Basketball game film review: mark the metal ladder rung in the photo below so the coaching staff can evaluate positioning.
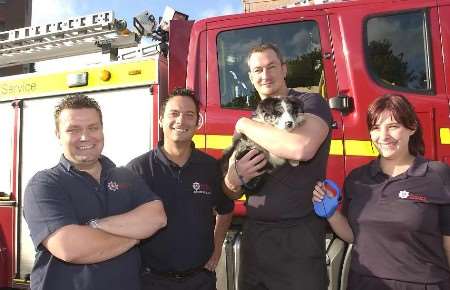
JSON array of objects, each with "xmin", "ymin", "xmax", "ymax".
[
  {"xmin": 0, "ymin": 11, "xmax": 114, "ymax": 44},
  {"xmin": 0, "ymin": 32, "xmax": 119, "ymax": 55},
  {"xmin": 0, "ymin": 10, "xmax": 139, "ymax": 67}
]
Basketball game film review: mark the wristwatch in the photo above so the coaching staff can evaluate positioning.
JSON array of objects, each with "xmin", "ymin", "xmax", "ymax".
[{"xmin": 87, "ymin": 218, "xmax": 100, "ymax": 229}]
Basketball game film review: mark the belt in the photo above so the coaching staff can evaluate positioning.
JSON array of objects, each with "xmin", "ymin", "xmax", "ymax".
[
  {"xmin": 143, "ymin": 266, "xmax": 206, "ymax": 280},
  {"xmin": 249, "ymin": 214, "xmax": 317, "ymax": 227}
]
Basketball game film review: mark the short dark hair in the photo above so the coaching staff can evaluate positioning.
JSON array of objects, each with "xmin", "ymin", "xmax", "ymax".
[
  {"xmin": 247, "ymin": 43, "xmax": 285, "ymax": 67},
  {"xmin": 54, "ymin": 94, "xmax": 102, "ymax": 131},
  {"xmin": 367, "ymin": 94, "xmax": 424, "ymax": 156},
  {"xmin": 160, "ymin": 88, "xmax": 200, "ymax": 124}
]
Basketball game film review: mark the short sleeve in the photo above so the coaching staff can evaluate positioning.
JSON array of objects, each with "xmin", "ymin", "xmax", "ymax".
[
  {"xmin": 429, "ymin": 161, "xmax": 450, "ymax": 234},
  {"xmin": 213, "ymin": 162, "xmax": 234, "ymax": 215},
  {"xmin": 23, "ymin": 171, "xmax": 78, "ymax": 250},
  {"xmin": 295, "ymin": 92, "xmax": 332, "ymax": 127}
]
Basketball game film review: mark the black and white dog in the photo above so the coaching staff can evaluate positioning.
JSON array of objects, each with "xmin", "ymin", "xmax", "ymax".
[{"xmin": 222, "ymin": 96, "xmax": 305, "ymax": 193}]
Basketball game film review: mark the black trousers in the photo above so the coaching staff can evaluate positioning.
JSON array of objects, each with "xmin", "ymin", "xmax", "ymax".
[
  {"xmin": 141, "ymin": 269, "xmax": 216, "ymax": 290},
  {"xmin": 239, "ymin": 214, "xmax": 329, "ymax": 290}
]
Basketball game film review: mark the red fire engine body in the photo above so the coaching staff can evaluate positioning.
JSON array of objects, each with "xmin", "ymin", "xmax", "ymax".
[{"xmin": 0, "ymin": 0, "xmax": 450, "ymax": 289}]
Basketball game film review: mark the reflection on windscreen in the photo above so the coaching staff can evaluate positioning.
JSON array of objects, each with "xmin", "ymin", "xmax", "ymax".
[
  {"xmin": 366, "ymin": 11, "xmax": 432, "ymax": 92},
  {"xmin": 217, "ymin": 21, "xmax": 324, "ymax": 109}
]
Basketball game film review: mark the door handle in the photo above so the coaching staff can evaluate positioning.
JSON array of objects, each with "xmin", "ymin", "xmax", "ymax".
[{"xmin": 328, "ymin": 95, "xmax": 354, "ymax": 115}]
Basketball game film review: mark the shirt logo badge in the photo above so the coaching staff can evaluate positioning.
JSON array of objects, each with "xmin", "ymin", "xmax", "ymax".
[
  {"xmin": 398, "ymin": 190, "xmax": 428, "ymax": 202},
  {"xmin": 108, "ymin": 181, "xmax": 120, "ymax": 192},
  {"xmin": 192, "ymin": 182, "xmax": 212, "ymax": 195},
  {"xmin": 398, "ymin": 190, "xmax": 410, "ymax": 199}
]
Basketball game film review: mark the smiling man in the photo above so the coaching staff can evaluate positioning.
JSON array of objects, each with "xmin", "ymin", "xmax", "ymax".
[
  {"xmin": 23, "ymin": 94, "xmax": 167, "ymax": 290},
  {"xmin": 127, "ymin": 88, "xmax": 234, "ymax": 290},
  {"xmin": 223, "ymin": 43, "xmax": 332, "ymax": 290}
]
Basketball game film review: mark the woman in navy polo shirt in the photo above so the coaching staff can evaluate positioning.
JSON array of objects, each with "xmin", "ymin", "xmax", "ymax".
[{"xmin": 314, "ymin": 94, "xmax": 450, "ymax": 289}]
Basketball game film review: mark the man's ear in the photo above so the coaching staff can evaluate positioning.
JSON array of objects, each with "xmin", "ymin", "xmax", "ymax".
[
  {"xmin": 197, "ymin": 112, "xmax": 204, "ymax": 130},
  {"xmin": 158, "ymin": 116, "xmax": 163, "ymax": 128}
]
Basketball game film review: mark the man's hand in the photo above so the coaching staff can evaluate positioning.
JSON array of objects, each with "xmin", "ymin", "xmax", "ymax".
[
  {"xmin": 233, "ymin": 149, "xmax": 267, "ymax": 184},
  {"xmin": 205, "ymin": 212, "xmax": 233, "ymax": 271},
  {"xmin": 204, "ymin": 247, "xmax": 221, "ymax": 271},
  {"xmin": 224, "ymin": 149, "xmax": 266, "ymax": 198}
]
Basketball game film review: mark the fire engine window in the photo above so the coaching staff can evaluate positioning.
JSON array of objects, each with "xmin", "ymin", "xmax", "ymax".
[
  {"xmin": 217, "ymin": 21, "xmax": 323, "ymax": 109},
  {"xmin": 365, "ymin": 10, "xmax": 432, "ymax": 92}
]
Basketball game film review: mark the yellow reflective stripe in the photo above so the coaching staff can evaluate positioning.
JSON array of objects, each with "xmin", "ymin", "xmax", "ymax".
[
  {"xmin": 344, "ymin": 140, "xmax": 378, "ymax": 157},
  {"xmin": 330, "ymin": 139, "xmax": 343, "ymax": 155},
  {"xmin": 0, "ymin": 58, "xmax": 157, "ymax": 101},
  {"xmin": 193, "ymin": 135, "xmax": 206, "ymax": 148},
  {"xmin": 194, "ymin": 134, "xmax": 232, "ymax": 149},
  {"xmin": 194, "ymin": 134, "xmax": 379, "ymax": 157},
  {"xmin": 440, "ymin": 128, "xmax": 450, "ymax": 144},
  {"xmin": 207, "ymin": 135, "xmax": 233, "ymax": 149}
]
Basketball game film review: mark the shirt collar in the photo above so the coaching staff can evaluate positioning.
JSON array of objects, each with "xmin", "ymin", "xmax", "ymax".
[
  {"xmin": 368, "ymin": 155, "xmax": 428, "ymax": 177},
  {"xmin": 369, "ymin": 157, "xmax": 383, "ymax": 177},
  {"xmin": 155, "ymin": 141, "xmax": 202, "ymax": 168},
  {"xmin": 405, "ymin": 155, "xmax": 428, "ymax": 177},
  {"xmin": 59, "ymin": 154, "xmax": 115, "ymax": 171}
]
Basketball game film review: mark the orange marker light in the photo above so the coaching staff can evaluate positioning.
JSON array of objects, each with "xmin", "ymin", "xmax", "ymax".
[{"xmin": 100, "ymin": 69, "xmax": 111, "ymax": 81}]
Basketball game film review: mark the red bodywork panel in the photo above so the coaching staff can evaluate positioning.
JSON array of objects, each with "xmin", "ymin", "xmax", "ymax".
[
  {"xmin": 168, "ymin": 20, "xmax": 194, "ymax": 93},
  {"xmin": 0, "ymin": 205, "xmax": 15, "ymax": 288},
  {"xmin": 3, "ymin": 0, "xmax": 450, "ymax": 285},
  {"xmin": 184, "ymin": 0, "xmax": 450, "ymax": 216}
]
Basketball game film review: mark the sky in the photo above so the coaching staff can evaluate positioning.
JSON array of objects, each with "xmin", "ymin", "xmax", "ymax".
[
  {"xmin": 32, "ymin": 0, "xmax": 243, "ymax": 26},
  {"xmin": 30, "ymin": 0, "xmax": 243, "ymax": 71}
]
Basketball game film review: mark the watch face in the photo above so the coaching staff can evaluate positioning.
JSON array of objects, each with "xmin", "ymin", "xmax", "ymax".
[{"xmin": 89, "ymin": 219, "xmax": 99, "ymax": 229}]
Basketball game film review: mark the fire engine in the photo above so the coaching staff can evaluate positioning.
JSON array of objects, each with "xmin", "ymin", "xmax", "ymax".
[{"xmin": 1, "ymin": 0, "xmax": 449, "ymax": 289}]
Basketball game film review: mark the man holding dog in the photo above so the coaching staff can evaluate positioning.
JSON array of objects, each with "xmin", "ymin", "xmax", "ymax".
[{"xmin": 223, "ymin": 43, "xmax": 332, "ymax": 290}]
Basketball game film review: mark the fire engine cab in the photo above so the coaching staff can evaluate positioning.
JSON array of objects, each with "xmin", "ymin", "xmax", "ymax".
[{"xmin": 1, "ymin": 0, "xmax": 450, "ymax": 289}]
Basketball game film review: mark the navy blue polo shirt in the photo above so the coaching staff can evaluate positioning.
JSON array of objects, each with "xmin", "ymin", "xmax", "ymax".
[
  {"xmin": 127, "ymin": 142, "xmax": 234, "ymax": 272},
  {"xmin": 23, "ymin": 155, "xmax": 159, "ymax": 290},
  {"xmin": 343, "ymin": 156, "xmax": 450, "ymax": 284}
]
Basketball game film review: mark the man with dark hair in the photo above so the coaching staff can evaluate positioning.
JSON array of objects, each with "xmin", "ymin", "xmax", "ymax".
[
  {"xmin": 127, "ymin": 88, "xmax": 234, "ymax": 290},
  {"xmin": 24, "ymin": 94, "xmax": 167, "ymax": 290},
  {"xmin": 223, "ymin": 43, "xmax": 332, "ymax": 290}
]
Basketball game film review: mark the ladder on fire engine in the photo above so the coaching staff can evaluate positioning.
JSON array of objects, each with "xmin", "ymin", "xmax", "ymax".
[{"xmin": 0, "ymin": 11, "xmax": 140, "ymax": 68}]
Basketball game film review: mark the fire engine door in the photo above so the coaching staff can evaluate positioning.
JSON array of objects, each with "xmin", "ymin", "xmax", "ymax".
[
  {"xmin": 328, "ymin": 0, "xmax": 450, "ymax": 172},
  {"xmin": 204, "ymin": 11, "xmax": 344, "ymax": 186}
]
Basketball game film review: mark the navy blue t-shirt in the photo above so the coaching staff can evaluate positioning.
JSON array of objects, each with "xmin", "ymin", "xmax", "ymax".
[
  {"xmin": 23, "ymin": 155, "xmax": 159, "ymax": 290},
  {"xmin": 127, "ymin": 143, "xmax": 234, "ymax": 272},
  {"xmin": 246, "ymin": 90, "xmax": 332, "ymax": 221}
]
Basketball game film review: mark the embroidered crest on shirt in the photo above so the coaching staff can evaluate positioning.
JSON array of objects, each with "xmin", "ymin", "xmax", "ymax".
[
  {"xmin": 108, "ymin": 181, "xmax": 119, "ymax": 192},
  {"xmin": 398, "ymin": 190, "xmax": 428, "ymax": 202},
  {"xmin": 192, "ymin": 182, "xmax": 212, "ymax": 195},
  {"xmin": 398, "ymin": 190, "xmax": 410, "ymax": 199}
]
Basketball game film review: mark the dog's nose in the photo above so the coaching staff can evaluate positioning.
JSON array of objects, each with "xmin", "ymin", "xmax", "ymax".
[{"xmin": 285, "ymin": 121, "xmax": 293, "ymax": 128}]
